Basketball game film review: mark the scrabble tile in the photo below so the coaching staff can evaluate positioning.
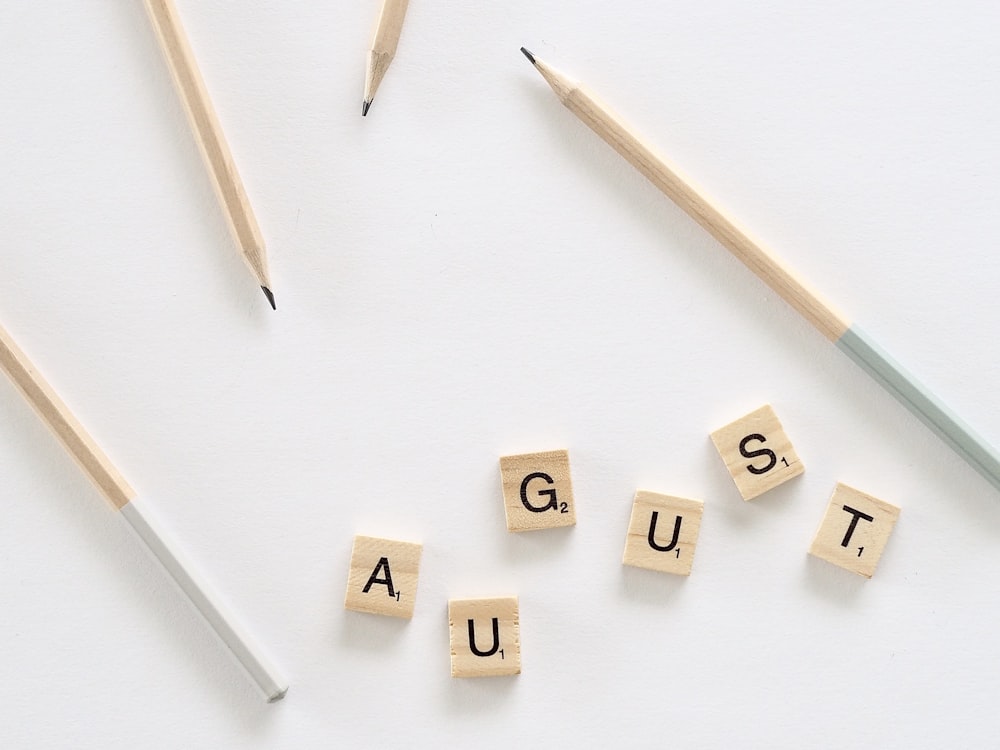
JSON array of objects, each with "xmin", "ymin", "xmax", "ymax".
[
  {"xmin": 344, "ymin": 535, "xmax": 423, "ymax": 619},
  {"xmin": 449, "ymin": 597, "xmax": 521, "ymax": 677},
  {"xmin": 809, "ymin": 483, "xmax": 900, "ymax": 578},
  {"xmin": 499, "ymin": 450, "xmax": 576, "ymax": 532},
  {"xmin": 622, "ymin": 491, "xmax": 704, "ymax": 576},
  {"xmin": 710, "ymin": 404, "xmax": 804, "ymax": 500}
]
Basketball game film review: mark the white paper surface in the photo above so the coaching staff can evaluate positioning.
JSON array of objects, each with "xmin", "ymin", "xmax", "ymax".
[{"xmin": 3, "ymin": 1, "xmax": 1000, "ymax": 746}]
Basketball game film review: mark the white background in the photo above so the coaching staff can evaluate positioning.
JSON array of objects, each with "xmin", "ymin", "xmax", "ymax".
[{"xmin": 2, "ymin": 1, "xmax": 1000, "ymax": 747}]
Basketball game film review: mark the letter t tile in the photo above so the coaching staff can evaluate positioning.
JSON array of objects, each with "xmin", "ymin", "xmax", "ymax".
[{"xmin": 809, "ymin": 483, "xmax": 901, "ymax": 578}]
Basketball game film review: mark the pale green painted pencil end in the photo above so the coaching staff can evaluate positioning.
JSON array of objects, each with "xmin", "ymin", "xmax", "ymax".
[{"xmin": 837, "ymin": 325, "xmax": 1000, "ymax": 492}]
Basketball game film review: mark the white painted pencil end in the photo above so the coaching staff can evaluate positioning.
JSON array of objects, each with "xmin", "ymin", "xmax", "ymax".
[{"xmin": 120, "ymin": 497, "xmax": 288, "ymax": 703}]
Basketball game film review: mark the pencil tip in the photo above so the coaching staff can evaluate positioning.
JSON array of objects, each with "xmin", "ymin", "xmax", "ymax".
[
  {"xmin": 520, "ymin": 47, "xmax": 536, "ymax": 65},
  {"xmin": 261, "ymin": 286, "xmax": 276, "ymax": 310},
  {"xmin": 362, "ymin": 99, "xmax": 371, "ymax": 116}
]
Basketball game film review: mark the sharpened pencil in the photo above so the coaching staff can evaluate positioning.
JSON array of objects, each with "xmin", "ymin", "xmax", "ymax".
[
  {"xmin": 522, "ymin": 47, "xmax": 1000, "ymax": 493},
  {"xmin": 363, "ymin": 0, "xmax": 410, "ymax": 116},
  {"xmin": 0, "ymin": 321, "xmax": 288, "ymax": 701},
  {"xmin": 144, "ymin": 0, "xmax": 275, "ymax": 309}
]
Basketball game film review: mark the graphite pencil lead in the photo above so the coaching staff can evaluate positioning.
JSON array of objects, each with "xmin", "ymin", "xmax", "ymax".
[
  {"xmin": 364, "ymin": 0, "xmax": 409, "ymax": 115},
  {"xmin": 145, "ymin": 0, "xmax": 273, "ymax": 307},
  {"xmin": 520, "ymin": 47, "xmax": 537, "ymax": 65},
  {"xmin": 261, "ymin": 286, "xmax": 276, "ymax": 310}
]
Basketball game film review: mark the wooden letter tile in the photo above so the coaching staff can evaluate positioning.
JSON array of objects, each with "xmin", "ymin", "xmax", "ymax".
[
  {"xmin": 710, "ymin": 404, "xmax": 804, "ymax": 500},
  {"xmin": 809, "ymin": 483, "xmax": 900, "ymax": 578},
  {"xmin": 344, "ymin": 535, "xmax": 423, "ymax": 619},
  {"xmin": 622, "ymin": 491, "xmax": 704, "ymax": 576},
  {"xmin": 499, "ymin": 450, "xmax": 576, "ymax": 531},
  {"xmin": 449, "ymin": 597, "xmax": 521, "ymax": 677}
]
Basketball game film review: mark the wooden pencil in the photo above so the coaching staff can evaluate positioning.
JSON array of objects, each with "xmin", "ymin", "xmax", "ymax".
[
  {"xmin": 144, "ymin": 0, "xmax": 275, "ymax": 309},
  {"xmin": 0, "ymin": 321, "xmax": 287, "ymax": 701},
  {"xmin": 363, "ymin": 0, "xmax": 410, "ymax": 116},
  {"xmin": 521, "ymin": 47, "xmax": 1000, "ymax": 493}
]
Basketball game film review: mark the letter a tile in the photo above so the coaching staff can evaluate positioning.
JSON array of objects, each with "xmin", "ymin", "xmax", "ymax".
[
  {"xmin": 344, "ymin": 535, "xmax": 423, "ymax": 618},
  {"xmin": 622, "ymin": 491, "xmax": 704, "ymax": 576},
  {"xmin": 499, "ymin": 450, "xmax": 576, "ymax": 531},
  {"xmin": 710, "ymin": 404, "xmax": 804, "ymax": 500},
  {"xmin": 809, "ymin": 483, "xmax": 900, "ymax": 578},
  {"xmin": 448, "ymin": 597, "xmax": 521, "ymax": 677}
]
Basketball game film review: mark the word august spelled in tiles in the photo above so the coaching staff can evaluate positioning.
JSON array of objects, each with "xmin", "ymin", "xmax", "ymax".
[{"xmin": 341, "ymin": 405, "xmax": 902, "ymax": 677}]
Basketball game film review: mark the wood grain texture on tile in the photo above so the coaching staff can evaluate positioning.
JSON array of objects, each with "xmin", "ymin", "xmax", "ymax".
[
  {"xmin": 809, "ymin": 484, "xmax": 900, "ymax": 578},
  {"xmin": 449, "ymin": 597, "xmax": 520, "ymax": 677},
  {"xmin": 623, "ymin": 491, "xmax": 704, "ymax": 576},
  {"xmin": 345, "ymin": 535, "xmax": 423, "ymax": 618},
  {"xmin": 499, "ymin": 450, "xmax": 576, "ymax": 531},
  {"xmin": 711, "ymin": 404, "xmax": 804, "ymax": 500}
]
